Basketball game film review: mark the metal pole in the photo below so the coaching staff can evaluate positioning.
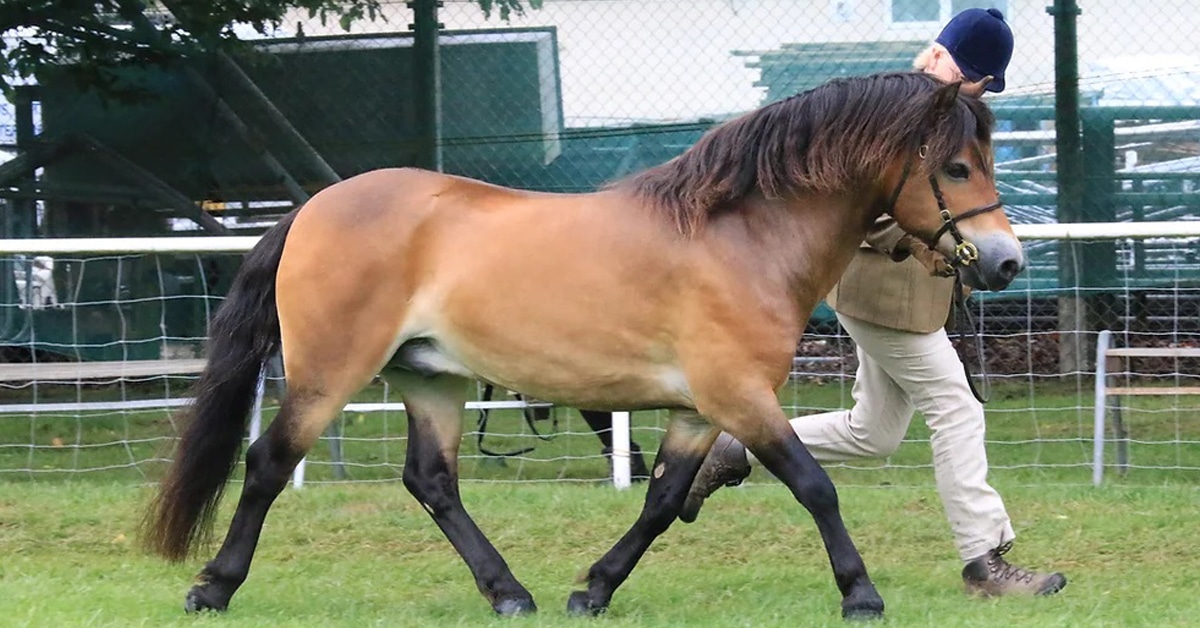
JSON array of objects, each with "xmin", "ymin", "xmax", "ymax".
[
  {"xmin": 410, "ymin": 0, "xmax": 443, "ymax": 172},
  {"xmin": 13, "ymin": 87, "xmax": 36, "ymax": 238},
  {"xmin": 1050, "ymin": 0, "xmax": 1083, "ymax": 222},
  {"xmin": 1048, "ymin": 0, "xmax": 1085, "ymax": 376},
  {"xmin": 1080, "ymin": 111, "xmax": 1119, "ymax": 343},
  {"xmin": 1093, "ymin": 329, "xmax": 1110, "ymax": 486}
]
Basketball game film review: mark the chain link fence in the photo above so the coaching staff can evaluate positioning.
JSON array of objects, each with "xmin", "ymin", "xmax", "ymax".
[{"xmin": 2, "ymin": 1, "xmax": 1200, "ymax": 484}]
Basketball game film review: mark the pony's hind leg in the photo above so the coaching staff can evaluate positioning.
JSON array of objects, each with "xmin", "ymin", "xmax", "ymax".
[
  {"xmin": 184, "ymin": 391, "xmax": 348, "ymax": 612},
  {"xmin": 390, "ymin": 370, "xmax": 537, "ymax": 616},
  {"xmin": 568, "ymin": 409, "xmax": 715, "ymax": 615}
]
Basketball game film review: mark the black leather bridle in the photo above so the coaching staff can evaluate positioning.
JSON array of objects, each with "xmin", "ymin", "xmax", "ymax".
[{"xmin": 884, "ymin": 144, "xmax": 1003, "ymax": 277}]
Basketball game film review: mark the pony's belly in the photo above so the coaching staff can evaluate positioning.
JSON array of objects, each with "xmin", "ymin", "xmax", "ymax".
[
  {"xmin": 391, "ymin": 337, "xmax": 693, "ymax": 410},
  {"xmin": 504, "ymin": 370, "xmax": 694, "ymax": 412}
]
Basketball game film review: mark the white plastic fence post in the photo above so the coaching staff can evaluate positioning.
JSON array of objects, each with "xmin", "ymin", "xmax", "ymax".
[
  {"xmin": 611, "ymin": 411, "xmax": 632, "ymax": 490},
  {"xmin": 1093, "ymin": 329, "xmax": 1111, "ymax": 487},
  {"xmin": 249, "ymin": 369, "xmax": 265, "ymax": 442},
  {"xmin": 249, "ymin": 368, "xmax": 305, "ymax": 489},
  {"xmin": 291, "ymin": 368, "xmax": 306, "ymax": 488},
  {"xmin": 293, "ymin": 456, "xmax": 307, "ymax": 489}
]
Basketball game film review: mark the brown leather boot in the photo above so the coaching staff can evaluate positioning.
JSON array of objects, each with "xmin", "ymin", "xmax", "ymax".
[
  {"xmin": 962, "ymin": 542, "xmax": 1068, "ymax": 597},
  {"xmin": 679, "ymin": 432, "xmax": 751, "ymax": 523}
]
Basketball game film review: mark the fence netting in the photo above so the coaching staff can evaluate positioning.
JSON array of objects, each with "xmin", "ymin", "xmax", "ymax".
[{"xmin": 2, "ymin": 1, "xmax": 1199, "ymax": 485}]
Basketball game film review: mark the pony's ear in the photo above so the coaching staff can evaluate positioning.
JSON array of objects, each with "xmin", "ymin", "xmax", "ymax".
[
  {"xmin": 928, "ymin": 80, "xmax": 962, "ymax": 119},
  {"xmin": 961, "ymin": 75, "xmax": 993, "ymax": 99}
]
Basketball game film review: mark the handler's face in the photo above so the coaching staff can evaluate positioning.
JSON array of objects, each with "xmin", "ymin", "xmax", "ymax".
[{"xmin": 926, "ymin": 48, "xmax": 967, "ymax": 85}]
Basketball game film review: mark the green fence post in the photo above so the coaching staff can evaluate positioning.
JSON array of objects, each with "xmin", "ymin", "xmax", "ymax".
[
  {"xmin": 1080, "ymin": 110, "xmax": 1119, "ymax": 336},
  {"xmin": 12, "ymin": 87, "xmax": 37, "ymax": 239},
  {"xmin": 1049, "ymin": 0, "xmax": 1086, "ymax": 375},
  {"xmin": 410, "ymin": 0, "xmax": 443, "ymax": 172}
]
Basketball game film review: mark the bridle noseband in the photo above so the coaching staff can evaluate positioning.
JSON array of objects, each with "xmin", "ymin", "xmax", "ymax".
[{"xmin": 884, "ymin": 144, "xmax": 1003, "ymax": 277}]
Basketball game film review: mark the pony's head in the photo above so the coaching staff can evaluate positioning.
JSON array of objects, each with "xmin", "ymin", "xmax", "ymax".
[{"xmin": 882, "ymin": 76, "xmax": 1024, "ymax": 291}]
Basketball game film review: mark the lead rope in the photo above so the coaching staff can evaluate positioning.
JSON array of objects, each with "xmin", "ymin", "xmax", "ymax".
[
  {"xmin": 951, "ymin": 275, "xmax": 991, "ymax": 404},
  {"xmin": 475, "ymin": 384, "xmax": 558, "ymax": 458}
]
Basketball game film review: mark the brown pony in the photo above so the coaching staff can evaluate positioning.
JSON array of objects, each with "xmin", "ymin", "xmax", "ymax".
[{"xmin": 142, "ymin": 71, "xmax": 1022, "ymax": 621}]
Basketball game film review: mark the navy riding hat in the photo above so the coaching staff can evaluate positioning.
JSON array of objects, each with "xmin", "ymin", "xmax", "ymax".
[{"xmin": 935, "ymin": 7, "xmax": 1014, "ymax": 93}]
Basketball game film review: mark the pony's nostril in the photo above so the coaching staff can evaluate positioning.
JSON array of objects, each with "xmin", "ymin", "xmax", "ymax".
[{"xmin": 999, "ymin": 258, "xmax": 1022, "ymax": 281}]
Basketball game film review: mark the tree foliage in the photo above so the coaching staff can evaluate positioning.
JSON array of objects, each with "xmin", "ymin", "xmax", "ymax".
[{"xmin": 0, "ymin": 0, "xmax": 543, "ymax": 99}]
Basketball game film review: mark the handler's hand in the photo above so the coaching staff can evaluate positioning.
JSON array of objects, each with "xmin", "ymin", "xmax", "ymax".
[{"xmin": 904, "ymin": 237, "xmax": 954, "ymax": 277}]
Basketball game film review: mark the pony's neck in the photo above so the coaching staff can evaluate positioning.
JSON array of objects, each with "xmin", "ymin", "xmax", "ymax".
[{"xmin": 712, "ymin": 191, "xmax": 882, "ymax": 307}]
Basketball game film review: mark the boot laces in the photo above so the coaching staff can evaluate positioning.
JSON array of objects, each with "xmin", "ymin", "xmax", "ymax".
[{"xmin": 986, "ymin": 542, "xmax": 1036, "ymax": 584}]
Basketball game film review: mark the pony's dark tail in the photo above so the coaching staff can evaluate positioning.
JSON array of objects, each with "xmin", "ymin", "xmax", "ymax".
[{"xmin": 141, "ymin": 210, "xmax": 298, "ymax": 562}]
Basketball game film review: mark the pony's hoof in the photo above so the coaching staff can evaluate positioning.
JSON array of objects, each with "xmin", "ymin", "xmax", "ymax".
[
  {"xmin": 841, "ymin": 586, "xmax": 885, "ymax": 621},
  {"xmin": 842, "ymin": 607, "xmax": 884, "ymax": 621},
  {"xmin": 566, "ymin": 590, "xmax": 607, "ymax": 616},
  {"xmin": 184, "ymin": 585, "xmax": 229, "ymax": 614},
  {"xmin": 494, "ymin": 596, "xmax": 537, "ymax": 616}
]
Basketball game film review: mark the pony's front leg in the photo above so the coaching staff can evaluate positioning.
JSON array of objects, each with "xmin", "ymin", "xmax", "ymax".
[
  {"xmin": 394, "ymin": 371, "xmax": 537, "ymax": 616},
  {"xmin": 731, "ymin": 397, "xmax": 885, "ymax": 620},
  {"xmin": 567, "ymin": 409, "xmax": 715, "ymax": 615}
]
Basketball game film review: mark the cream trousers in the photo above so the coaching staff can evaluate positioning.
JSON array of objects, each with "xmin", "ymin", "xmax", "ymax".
[{"xmin": 747, "ymin": 312, "xmax": 1015, "ymax": 562}]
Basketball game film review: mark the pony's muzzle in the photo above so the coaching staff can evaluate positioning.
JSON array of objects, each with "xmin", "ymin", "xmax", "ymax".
[{"xmin": 955, "ymin": 233, "xmax": 1025, "ymax": 292}]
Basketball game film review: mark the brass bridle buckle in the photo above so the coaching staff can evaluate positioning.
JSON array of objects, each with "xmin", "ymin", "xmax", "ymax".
[
  {"xmin": 953, "ymin": 241, "xmax": 980, "ymax": 266},
  {"xmin": 930, "ymin": 185, "xmax": 1001, "ymax": 275}
]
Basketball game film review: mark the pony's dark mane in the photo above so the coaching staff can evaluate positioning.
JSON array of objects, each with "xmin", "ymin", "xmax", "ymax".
[{"xmin": 613, "ymin": 71, "xmax": 994, "ymax": 236}]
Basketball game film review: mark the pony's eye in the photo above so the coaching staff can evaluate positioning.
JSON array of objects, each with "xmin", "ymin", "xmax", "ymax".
[{"xmin": 944, "ymin": 163, "xmax": 971, "ymax": 180}]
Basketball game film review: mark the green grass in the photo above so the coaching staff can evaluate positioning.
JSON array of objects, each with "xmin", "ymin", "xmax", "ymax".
[
  {"xmin": 1, "ymin": 481, "xmax": 1199, "ymax": 627},
  {"xmin": 2, "ymin": 377, "xmax": 1199, "ymax": 625}
]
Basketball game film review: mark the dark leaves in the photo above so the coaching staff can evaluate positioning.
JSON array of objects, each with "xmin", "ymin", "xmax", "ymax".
[{"xmin": 0, "ymin": 0, "xmax": 543, "ymax": 100}]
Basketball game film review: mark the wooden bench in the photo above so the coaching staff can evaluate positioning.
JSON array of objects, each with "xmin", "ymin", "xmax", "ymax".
[
  {"xmin": 1093, "ymin": 330, "xmax": 1200, "ymax": 485},
  {"xmin": 0, "ymin": 359, "xmax": 207, "ymax": 383}
]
